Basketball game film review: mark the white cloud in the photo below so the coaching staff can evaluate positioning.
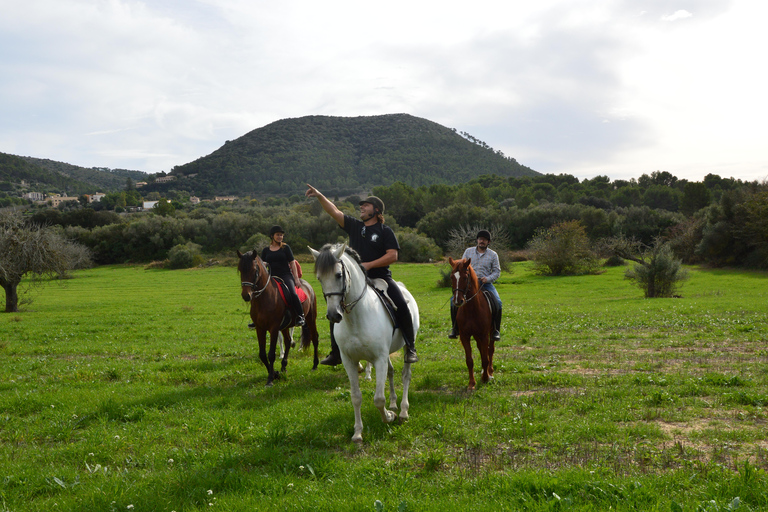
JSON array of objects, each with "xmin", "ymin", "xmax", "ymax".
[
  {"xmin": 0, "ymin": 0, "xmax": 766, "ymax": 182},
  {"xmin": 661, "ymin": 10, "xmax": 694, "ymax": 22}
]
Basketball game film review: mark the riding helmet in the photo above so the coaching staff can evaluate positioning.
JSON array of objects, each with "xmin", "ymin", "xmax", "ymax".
[
  {"xmin": 269, "ymin": 225, "xmax": 285, "ymax": 237},
  {"xmin": 359, "ymin": 196, "xmax": 385, "ymax": 214},
  {"xmin": 477, "ymin": 229, "xmax": 492, "ymax": 242}
]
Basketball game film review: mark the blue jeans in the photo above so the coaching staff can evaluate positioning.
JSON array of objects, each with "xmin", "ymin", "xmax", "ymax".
[{"xmin": 481, "ymin": 282, "xmax": 502, "ymax": 310}]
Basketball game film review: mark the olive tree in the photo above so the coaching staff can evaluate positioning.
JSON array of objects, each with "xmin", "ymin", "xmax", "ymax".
[
  {"xmin": 607, "ymin": 236, "xmax": 688, "ymax": 298},
  {"xmin": 0, "ymin": 211, "xmax": 91, "ymax": 312}
]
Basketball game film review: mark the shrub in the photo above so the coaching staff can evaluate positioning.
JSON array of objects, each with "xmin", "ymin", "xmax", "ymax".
[
  {"xmin": 527, "ymin": 220, "xmax": 600, "ymax": 276},
  {"xmin": 166, "ymin": 243, "xmax": 204, "ymax": 269},
  {"xmin": 609, "ymin": 236, "xmax": 689, "ymax": 298},
  {"xmin": 396, "ymin": 229, "xmax": 442, "ymax": 263}
]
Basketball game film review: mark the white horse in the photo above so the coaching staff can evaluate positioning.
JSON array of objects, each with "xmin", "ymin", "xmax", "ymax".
[{"xmin": 309, "ymin": 243, "xmax": 418, "ymax": 443}]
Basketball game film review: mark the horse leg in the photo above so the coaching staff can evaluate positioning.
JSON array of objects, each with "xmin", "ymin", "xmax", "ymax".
[
  {"xmin": 266, "ymin": 329, "xmax": 280, "ymax": 385},
  {"xmin": 256, "ymin": 329, "xmax": 275, "ymax": 387},
  {"xmin": 373, "ymin": 358, "xmax": 396, "ymax": 424},
  {"xmin": 488, "ymin": 336, "xmax": 496, "ymax": 379},
  {"xmin": 460, "ymin": 333, "xmax": 476, "ymax": 391},
  {"xmin": 365, "ymin": 361, "xmax": 373, "ymax": 381},
  {"xmin": 399, "ymin": 360, "xmax": 411, "ymax": 422},
  {"xmin": 478, "ymin": 333, "xmax": 491, "ymax": 384},
  {"xmin": 386, "ymin": 358, "xmax": 398, "ymax": 410},
  {"xmin": 280, "ymin": 328, "xmax": 292, "ymax": 373},
  {"xmin": 342, "ymin": 356, "xmax": 365, "ymax": 443}
]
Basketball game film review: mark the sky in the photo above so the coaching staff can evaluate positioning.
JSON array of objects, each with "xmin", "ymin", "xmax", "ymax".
[{"xmin": 2, "ymin": 0, "xmax": 766, "ymax": 183}]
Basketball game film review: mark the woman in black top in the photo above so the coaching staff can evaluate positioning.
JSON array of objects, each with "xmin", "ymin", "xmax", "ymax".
[{"xmin": 260, "ymin": 225, "xmax": 305, "ymax": 326}]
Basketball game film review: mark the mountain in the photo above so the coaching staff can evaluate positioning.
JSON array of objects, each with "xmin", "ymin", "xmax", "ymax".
[
  {"xmin": 19, "ymin": 156, "xmax": 148, "ymax": 191},
  {"xmin": 0, "ymin": 152, "xmax": 148, "ymax": 195},
  {"xmin": 156, "ymin": 114, "xmax": 539, "ymax": 197}
]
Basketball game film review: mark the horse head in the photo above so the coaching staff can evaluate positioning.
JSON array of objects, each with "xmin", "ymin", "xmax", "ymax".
[
  {"xmin": 236, "ymin": 249, "xmax": 267, "ymax": 302},
  {"xmin": 448, "ymin": 257, "xmax": 477, "ymax": 307},
  {"xmin": 309, "ymin": 243, "xmax": 357, "ymax": 323}
]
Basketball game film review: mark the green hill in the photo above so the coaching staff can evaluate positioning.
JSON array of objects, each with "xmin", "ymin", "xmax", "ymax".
[
  {"xmin": 0, "ymin": 152, "xmax": 148, "ymax": 195},
  {"xmin": 19, "ymin": 156, "xmax": 147, "ymax": 192},
  {"xmin": 159, "ymin": 114, "xmax": 539, "ymax": 197}
]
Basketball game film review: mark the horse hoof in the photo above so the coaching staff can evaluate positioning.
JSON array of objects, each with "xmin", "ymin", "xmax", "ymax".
[
  {"xmin": 352, "ymin": 434, "xmax": 363, "ymax": 444},
  {"xmin": 266, "ymin": 381, "xmax": 273, "ymax": 388},
  {"xmin": 398, "ymin": 412, "xmax": 409, "ymax": 422}
]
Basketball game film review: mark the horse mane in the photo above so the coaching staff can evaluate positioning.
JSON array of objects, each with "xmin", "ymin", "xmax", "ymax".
[
  {"xmin": 238, "ymin": 250, "xmax": 255, "ymax": 274},
  {"xmin": 316, "ymin": 243, "xmax": 368, "ymax": 280}
]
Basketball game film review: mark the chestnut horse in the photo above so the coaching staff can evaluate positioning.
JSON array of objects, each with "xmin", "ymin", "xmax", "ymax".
[
  {"xmin": 449, "ymin": 257, "xmax": 495, "ymax": 390},
  {"xmin": 237, "ymin": 250, "xmax": 320, "ymax": 386}
]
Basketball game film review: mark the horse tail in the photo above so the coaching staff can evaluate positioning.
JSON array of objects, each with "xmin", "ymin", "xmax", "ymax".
[{"xmin": 300, "ymin": 324, "xmax": 311, "ymax": 350}]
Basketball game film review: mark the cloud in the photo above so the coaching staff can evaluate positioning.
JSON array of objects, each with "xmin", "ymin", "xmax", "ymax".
[{"xmin": 661, "ymin": 10, "xmax": 694, "ymax": 22}]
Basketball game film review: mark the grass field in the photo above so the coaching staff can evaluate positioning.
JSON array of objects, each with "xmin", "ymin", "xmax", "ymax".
[{"xmin": 2, "ymin": 260, "xmax": 768, "ymax": 511}]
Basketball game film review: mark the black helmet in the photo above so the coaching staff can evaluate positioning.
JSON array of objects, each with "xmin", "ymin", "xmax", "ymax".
[
  {"xmin": 477, "ymin": 230, "xmax": 491, "ymax": 242},
  {"xmin": 359, "ymin": 196, "xmax": 385, "ymax": 214},
  {"xmin": 269, "ymin": 225, "xmax": 285, "ymax": 237}
]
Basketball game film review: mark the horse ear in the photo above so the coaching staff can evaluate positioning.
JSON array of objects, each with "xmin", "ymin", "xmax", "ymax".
[
  {"xmin": 332, "ymin": 244, "xmax": 346, "ymax": 259},
  {"xmin": 237, "ymin": 250, "xmax": 243, "ymax": 258},
  {"xmin": 308, "ymin": 246, "xmax": 320, "ymax": 261},
  {"xmin": 465, "ymin": 257, "xmax": 472, "ymax": 266},
  {"xmin": 448, "ymin": 257, "xmax": 455, "ymax": 265}
]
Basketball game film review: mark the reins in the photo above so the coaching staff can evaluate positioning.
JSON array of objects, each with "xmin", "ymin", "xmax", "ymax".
[
  {"xmin": 242, "ymin": 258, "xmax": 272, "ymax": 299},
  {"xmin": 453, "ymin": 268, "xmax": 481, "ymax": 306},
  {"xmin": 322, "ymin": 258, "xmax": 368, "ymax": 313}
]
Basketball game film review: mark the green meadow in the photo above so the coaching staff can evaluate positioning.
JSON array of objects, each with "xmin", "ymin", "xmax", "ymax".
[{"xmin": 1, "ymin": 260, "xmax": 768, "ymax": 511}]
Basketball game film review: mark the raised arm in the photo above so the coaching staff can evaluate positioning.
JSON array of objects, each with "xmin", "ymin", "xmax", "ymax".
[{"xmin": 305, "ymin": 184, "xmax": 344, "ymax": 227}]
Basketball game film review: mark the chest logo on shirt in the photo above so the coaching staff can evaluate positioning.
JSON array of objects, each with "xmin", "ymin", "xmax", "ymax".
[{"xmin": 370, "ymin": 234, "xmax": 380, "ymax": 243}]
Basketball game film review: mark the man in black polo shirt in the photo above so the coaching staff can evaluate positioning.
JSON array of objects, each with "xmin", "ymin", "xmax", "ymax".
[{"xmin": 305, "ymin": 184, "xmax": 419, "ymax": 365}]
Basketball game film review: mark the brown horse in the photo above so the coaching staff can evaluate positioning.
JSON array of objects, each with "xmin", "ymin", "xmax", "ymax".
[
  {"xmin": 449, "ymin": 257, "xmax": 495, "ymax": 390},
  {"xmin": 237, "ymin": 250, "xmax": 320, "ymax": 386}
]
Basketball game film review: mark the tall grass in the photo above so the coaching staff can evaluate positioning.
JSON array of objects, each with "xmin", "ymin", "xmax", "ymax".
[{"xmin": 1, "ymin": 261, "xmax": 767, "ymax": 511}]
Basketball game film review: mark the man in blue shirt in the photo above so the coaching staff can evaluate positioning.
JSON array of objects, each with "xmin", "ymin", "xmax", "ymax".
[
  {"xmin": 449, "ymin": 230, "xmax": 503, "ymax": 341},
  {"xmin": 305, "ymin": 184, "xmax": 419, "ymax": 365}
]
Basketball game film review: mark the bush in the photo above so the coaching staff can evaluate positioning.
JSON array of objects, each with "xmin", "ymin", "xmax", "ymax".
[
  {"xmin": 396, "ymin": 228, "xmax": 443, "ymax": 263},
  {"xmin": 166, "ymin": 243, "xmax": 204, "ymax": 269},
  {"xmin": 608, "ymin": 236, "xmax": 689, "ymax": 298},
  {"xmin": 527, "ymin": 220, "xmax": 600, "ymax": 276},
  {"xmin": 625, "ymin": 241, "xmax": 688, "ymax": 298}
]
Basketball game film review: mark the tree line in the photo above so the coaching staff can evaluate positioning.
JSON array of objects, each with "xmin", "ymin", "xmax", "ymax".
[{"xmin": 16, "ymin": 171, "xmax": 768, "ymax": 270}]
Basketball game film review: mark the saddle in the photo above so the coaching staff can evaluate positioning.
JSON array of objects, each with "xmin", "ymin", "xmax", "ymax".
[
  {"xmin": 272, "ymin": 277, "xmax": 308, "ymax": 330},
  {"xmin": 369, "ymin": 278, "xmax": 399, "ymax": 330},
  {"xmin": 482, "ymin": 290, "xmax": 500, "ymax": 316}
]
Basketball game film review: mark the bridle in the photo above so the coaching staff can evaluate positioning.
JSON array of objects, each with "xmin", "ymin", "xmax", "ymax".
[
  {"xmin": 322, "ymin": 258, "xmax": 367, "ymax": 313},
  {"xmin": 241, "ymin": 257, "xmax": 272, "ymax": 300},
  {"xmin": 452, "ymin": 266, "xmax": 480, "ymax": 306}
]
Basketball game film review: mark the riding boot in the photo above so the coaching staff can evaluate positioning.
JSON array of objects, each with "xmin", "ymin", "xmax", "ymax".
[
  {"xmin": 492, "ymin": 308, "xmax": 502, "ymax": 341},
  {"xmin": 447, "ymin": 303, "xmax": 458, "ymax": 339},
  {"xmin": 320, "ymin": 324, "xmax": 342, "ymax": 366},
  {"xmin": 399, "ymin": 311, "xmax": 418, "ymax": 364},
  {"xmin": 290, "ymin": 293, "xmax": 306, "ymax": 326}
]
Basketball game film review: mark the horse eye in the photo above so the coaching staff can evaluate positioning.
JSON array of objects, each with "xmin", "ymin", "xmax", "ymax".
[{"xmin": 335, "ymin": 272, "xmax": 343, "ymax": 279}]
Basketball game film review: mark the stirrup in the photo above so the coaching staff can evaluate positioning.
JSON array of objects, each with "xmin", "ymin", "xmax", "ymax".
[
  {"xmin": 447, "ymin": 328, "xmax": 458, "ymax": 339},
  {"xmin": 404, "ymin": 346, "xmax": 419, "ymax": 364},
  {"xmin": 492, "ymin": 330, "xmax": 500, "ymax": 341},
  {"xmin": 296, "ymin": 315, "xmax": 306, "ymax": 326},
  {"xmin": 320, "ymin": 351, "xmax": 342, "ymax": 366}
]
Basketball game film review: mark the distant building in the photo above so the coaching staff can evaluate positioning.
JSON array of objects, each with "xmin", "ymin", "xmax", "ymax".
[
  {"xmin": 155, "ymin": 176, "xmax": 176, "ymax": 183},
  {"xmin": 23, "ymin": 191, "xmax": 45, "ymax": 201},
  {"xmin": 86, "ymin": 193, "xmax": 106, "ymax": 203},
  {"xmin": 48, "ymin": 195, "xmax": 79, "ymax": 207},
  {"xmin": 189, "ymin": 196, "xmax": 200, "ymax": 204},
  {"xmin": 214, "ymin": 196, "xmax": 237, "ymax": 202},
  {"xmin": 142, "ymin": 201, "xmax": 159, "ymax": 210},
  {"xmin": 135, "ymin": 182, "xmax": 147, "ymax": 188}
]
